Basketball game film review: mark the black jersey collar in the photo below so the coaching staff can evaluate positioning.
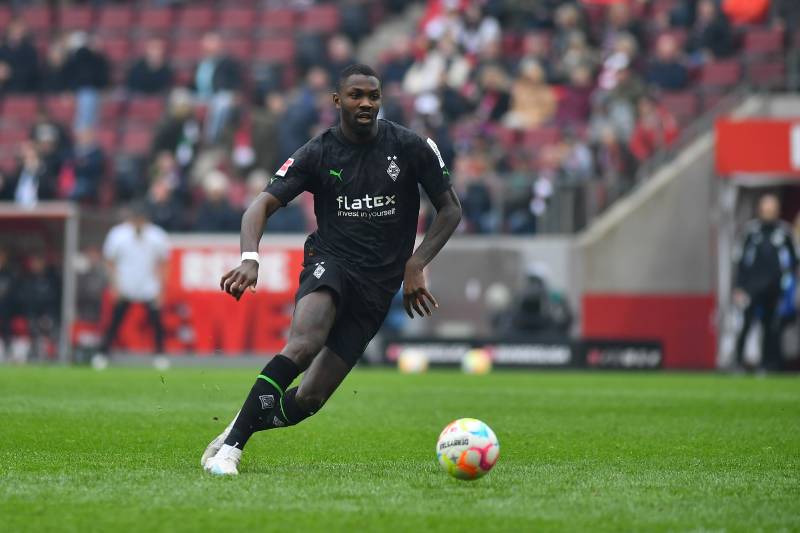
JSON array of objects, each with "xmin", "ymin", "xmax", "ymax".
[{"xmin": 332, "ymin": 119, "xmax": 385, "ymax": 147}]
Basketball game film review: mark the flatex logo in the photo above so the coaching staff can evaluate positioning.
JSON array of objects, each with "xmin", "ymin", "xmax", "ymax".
[{"xmin": 336, "ymin": 195, "xmax": 397, "ymax": 219}]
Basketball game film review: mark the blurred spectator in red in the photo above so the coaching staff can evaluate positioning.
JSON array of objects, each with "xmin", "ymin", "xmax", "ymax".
[
  {"xmin": 9, "ymin": 142, "xmax": 58, "ymax": 206},
  {"xmin": 686, "ymin": 0, "xmax": 736, "ymax": 62},
  {"xmin": 70, "ymin": 128, "xmax": 105, "ymax": 203},
  {"xmin": 126, "ymin": 38, "xmax": 173, "ymax": 95},
  {"xmin": 503, "ymin": 59, "xmax": 556, "ymax": 129},
  {"xmin": 193, "ymin": 170, "xmax": 241, "ymax": 233},
  {"xmin": 557, "ymin": 64, "xmax": 594, "ymax": 126},
  {"xmin": 324, "ymin": 34, "xmax": 357, "ymax": 84},
  {"xmin": 151, "ymin": 88, "xmax": 201, "ymax": 172},
  {"xmin": 0, "ymin": 247, "xmax": 16, "ymax": 358},
  {"xmin": 647, "ymin": 34, "xmax": 689, "ymax": 91},
  {"xmin": 193, "ymin": 32, "xmax": 243, "ymax": 144},
  {"xmin": 251, "ymin": 91, "xmax": 286, "ymax": 175},
  {"xmin": 40, "ymin": 38, "xmax": 69, "ymax": 93},
  {"xmin": 629, "ymin": 96, "xmax": 679, "ymax": 162},
  {"xmin": 722, "ymin": 0, "xmax": 770, "ymax": 25},
  {"xmin": 18, "ymin": 254, "xmax": 60, "ymax": 360},
  {"xmin": 0, "ymin": 18, "xmax": 39, "ymax": 93}
]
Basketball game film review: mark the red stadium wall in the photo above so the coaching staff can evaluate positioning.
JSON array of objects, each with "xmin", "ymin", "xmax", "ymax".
[{"xmin": 582, "ymin": 294, "xmax": 717, "ymax": 369}]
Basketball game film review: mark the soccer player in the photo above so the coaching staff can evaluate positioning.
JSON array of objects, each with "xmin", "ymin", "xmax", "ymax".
[{"xmin": 202, "ymin": 64, "xmax": 462, "ymax": 475}]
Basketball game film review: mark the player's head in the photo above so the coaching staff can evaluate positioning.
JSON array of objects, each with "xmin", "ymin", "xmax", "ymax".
[
  {"xmin": 333, "ymin": 64, "xmax": 381, "ymax": 138},
  {"xmin": 127, "ymin": 200, "xmax": 150, "ymax": 230},
  {"xmin": 758, "ymin": 193, "xmax": 780, "ymax": 223}
]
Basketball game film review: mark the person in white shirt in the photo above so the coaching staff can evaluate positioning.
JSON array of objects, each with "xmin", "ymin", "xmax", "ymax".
[{"xmin": 100, "ymin": 203, "xmax": 170, "ymax": 355}]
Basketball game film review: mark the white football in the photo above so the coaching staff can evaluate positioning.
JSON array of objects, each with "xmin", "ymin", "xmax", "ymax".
[{"xmin": 436, "ymin": 418, "xmax": 500, "ymax": 480}]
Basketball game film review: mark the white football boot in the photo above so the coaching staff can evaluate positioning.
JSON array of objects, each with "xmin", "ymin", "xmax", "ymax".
[
  {"xmin": 200, "ymin": 411, "xmax": 238, "ymax": 468},
  {"xmin": 204, "ymin": 444, "xmax": 242, "ymax": 476}
]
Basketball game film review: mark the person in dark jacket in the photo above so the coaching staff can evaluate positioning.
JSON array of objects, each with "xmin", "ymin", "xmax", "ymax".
[
  {"xmin": 9, "ymin": 142, "xmax": 59, "ymax": 206},
  {"xmin": 686, "ymin": 0, "xmax": 736, "ymax": 61},
  {"xmin": 734, "ymin": 194, "xmax": 798, "ymax": 371},
  {"xmin": 0, "ymin": 18, "xmax": 39, "ymax": 93},
  {"xmin": 70, "ymin": 128, "xmax": 105, "ymax": 204},
  {"xmin": 18, "ymin": 254, "xmax": 61, "ymax": 360},
  {"xmin": 193, "ymin": 32, "xmax": 243, "ymax": 144},
  {"xmin": 126, "ymin": 38, "xmax": 173, "ymax": 95},
  {"xmin": 647, "ymin": 34, "xmax": 689, "ymax": 91},
  {"xmin": 193, "ymin": 170, "xmax": 241, "ymax": 233}
]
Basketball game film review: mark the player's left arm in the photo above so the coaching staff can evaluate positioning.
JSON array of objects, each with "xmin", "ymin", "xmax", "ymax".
[{"xmin": 403, "ymin": 187, "xmax": 462, "ymax": 318}]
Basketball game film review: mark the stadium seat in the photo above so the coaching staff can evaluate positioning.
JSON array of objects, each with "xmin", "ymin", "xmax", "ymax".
[
  {"xmin": 121, "ymin": 127, "xmax": 153, "ymax": 155},
  {"xmin": 219, "ymin": 8, "xmax": 257, "ymax": 33},
  {"xmin": 43, "ymin": 95, "xmax": 76, "ymax": 125},
  {"xmin": 258, "ymin": 9, "xmax": 297, "ymax": 33},
  {"xmin": 97, "ymin": 127, "xmax": 119, "ymax": 156},
  {"xmin": 18, "ymin": 6, "xmax": 52, "ymax": 34},
  {"xmin": 127, "ymin": 97, "xmax": 166, "ymax": 123},
  {"xmin": 658, "ymin": 90, "xmax": 699, "ymax": 126},
  {"xmin": 138, "ymin": 8, "xmax": 174, "ymax": 33},
  {"xmin": 699, "ymin": 60, "xmax": 742, "ymax": 89},
  {"xmin": 177, "ymin": 6, "xmax": 215, "ymax": 33},
  {"xmin": 0, "ymin": 6, "xmax": 12, "ymax": 28},
  {"xmin": 100, "ymin": 36, "xmax": 132, "ymax": 65},
  {"xmin": 58, "ymin": 5, "xmax": 94, "ymax": 31},
  {"xmin": 743, "ymin": 27, "xmax": 784, "ymax": 55},
  {"xmin": 747, "ymin": 60, "xmax": 786, "ymax": 89},
  {"xmin": 0, "ymin": 96, "xmax": 39, "ymax": 123},
  {"xmin": 493, "ymin": 126, "xmax": 520, "ymax": 147},
  {"xmin": 300, "ymin": 4, "xmax": 341, "ymax": 33},
  {"xmin": 97, "ymin": 6, "xmax": 134, "ymax": 32},
  {"xmin": 172, "ymin": 36, "xmax": 205, "ymax": 64},
  {"xmin": 0, "ymin": 126, "xmax": 29, "ymax": 147},
  {"xmin": 254, "ymin": 37, "xmax": 296, "ymax": 63},
  {"xmin": 225, "ymin": 38, "xmax": 254, "ymax": 62},
  {"xmin": 522, "ymin": 127, "xmax": 561, "ymax": 148},
  {"xmin": 100, "ymin": 98, "xmax": 124, "ymax": 121}
]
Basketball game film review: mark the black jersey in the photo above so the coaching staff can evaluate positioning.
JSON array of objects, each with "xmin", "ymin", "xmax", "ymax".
[{"xmin": 265, "ymin": 119, "xmax": 451, "ymax": 277}]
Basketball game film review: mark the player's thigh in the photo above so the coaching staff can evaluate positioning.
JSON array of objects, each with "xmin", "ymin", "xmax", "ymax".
[
  {"xmin": 296, "ymin": 346, "xmax": 352, "ymax": 406},
  {"xmin": 284, "ymin": 289, "xmax": 338, "ymax": 357}
]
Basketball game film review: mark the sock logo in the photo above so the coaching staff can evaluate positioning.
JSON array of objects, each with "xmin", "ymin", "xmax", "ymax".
[
  {"xmin": 259, "ymin": 394, "xmax": 275, "ymax": 410},
  {"xmin": 272, "ymin": 416, "xmax": 285, "ymax": 427}
]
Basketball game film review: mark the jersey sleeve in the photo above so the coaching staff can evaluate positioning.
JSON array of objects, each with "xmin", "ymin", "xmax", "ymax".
[
  {"xmin": 415, "ymin": 136, "xmax": 452, "ymax": 200},
  {"xmin": 102, "ymin": 227, "xmax": 119, "ymax": 261},
  {"xmin": 264, "ymin": 142, "xmax": 319, "ymax": 206}
]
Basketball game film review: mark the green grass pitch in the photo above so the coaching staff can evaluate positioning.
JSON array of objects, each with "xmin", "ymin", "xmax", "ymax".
[{"xmin": 1, "ymin": 367, "xmax": 798, "ymax": 532}]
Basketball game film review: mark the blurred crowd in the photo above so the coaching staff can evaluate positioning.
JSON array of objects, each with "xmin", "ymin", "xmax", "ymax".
[{"xmin": 0, "ymin": 0, "xmax": 795, "ymax": 234}]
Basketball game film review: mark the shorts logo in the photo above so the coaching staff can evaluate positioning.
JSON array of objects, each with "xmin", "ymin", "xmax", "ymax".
[
  {"xmin": 258, "ymin": 394, "xmax": 275, "ymax": 410},
  {"xmin": 313, "ymin": 262, "xmax": 326, "ymax": 279},
  {"xmin": 386, "ymin": 155, "xmax": 400, "ymax": 181},
  {"xmin": 276, "ymin": 158, "xmax": 294, "ymax": 177},
  {"xmin": 272, "ymin": 416, "xmax": 285, "ymax": 427}
]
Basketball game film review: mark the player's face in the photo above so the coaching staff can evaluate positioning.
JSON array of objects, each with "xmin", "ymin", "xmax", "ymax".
[{"xmin": 335, "ymin": 75, "xmax": 381, "ymax": 135}]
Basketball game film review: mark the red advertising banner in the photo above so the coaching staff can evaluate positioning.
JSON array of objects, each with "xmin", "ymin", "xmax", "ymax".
[
  {"xmin": 87, "ymin": 239, "xmax": 304, "ymax": 355},
  {"xmin": 716, "ymin": 119, "xmax": 800, "ymax": 177}
]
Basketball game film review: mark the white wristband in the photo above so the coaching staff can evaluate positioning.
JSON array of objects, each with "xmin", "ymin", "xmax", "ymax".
[{"xmin": 241, "ymin": 252, "xmax": 259, "ymax": 264}]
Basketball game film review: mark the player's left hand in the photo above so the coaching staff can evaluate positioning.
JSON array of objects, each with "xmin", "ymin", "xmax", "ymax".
[{"xmin": 403, "ymin": 260, "xmax": 438, "ymax": 318}]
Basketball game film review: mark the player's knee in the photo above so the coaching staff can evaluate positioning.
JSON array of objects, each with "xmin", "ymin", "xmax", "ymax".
[{"xmin": 284, "ymin": 335, "xmax": 325, "ymax": 367}]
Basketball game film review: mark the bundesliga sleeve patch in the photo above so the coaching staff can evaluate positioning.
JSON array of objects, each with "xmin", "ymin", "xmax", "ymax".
[
  {"xmin": 276, "ymin": 158, "xmax": 294, "ymax": 177},
  {"xmin": 426, "ymin": 138, "xmax": 445, "ymax": 169}
]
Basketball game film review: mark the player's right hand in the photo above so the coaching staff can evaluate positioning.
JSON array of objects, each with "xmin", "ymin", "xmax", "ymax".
[{"xmin": 220, "ymin": 260, "xmax": 259, "ymax": 301}]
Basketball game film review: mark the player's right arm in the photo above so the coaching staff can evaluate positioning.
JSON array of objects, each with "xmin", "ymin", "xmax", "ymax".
[
  {"xmin": 221, "ymin": 145, "xmax": 318, "ymax": 301},
  {"xmin": 220, "ymin": 192, "xmax": 282, "ymax": 300}
]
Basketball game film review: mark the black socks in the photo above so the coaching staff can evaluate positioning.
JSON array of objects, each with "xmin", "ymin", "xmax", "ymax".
[{"xmin": 224, "ymin": 355, "xmax": 301, "ymax": 449}]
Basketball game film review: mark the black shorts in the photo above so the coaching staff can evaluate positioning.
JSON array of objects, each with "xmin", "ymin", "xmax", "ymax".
[{"xmin": 294, "ymin": 256, "xmax": 401, "ymax": 367}]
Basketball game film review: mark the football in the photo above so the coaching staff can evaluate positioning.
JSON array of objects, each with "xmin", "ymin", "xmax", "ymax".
[{"xmin": 436, "ymin": 418, "xmax": 500, "ymax": 480}]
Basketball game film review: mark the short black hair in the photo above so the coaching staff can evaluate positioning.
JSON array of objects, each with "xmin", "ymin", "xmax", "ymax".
[{"xmin": 337, "ymin": 63, "xmax": 380, "ymax": 91}]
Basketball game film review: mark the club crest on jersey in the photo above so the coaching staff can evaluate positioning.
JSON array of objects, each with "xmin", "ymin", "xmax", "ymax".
[
  {"xmin": 386, "ymin": 155, "xmax": 400, "ymax": 181},
  {"xmin": 276, "ymin": 158, "xmax": 294, "ymax": 177}
]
